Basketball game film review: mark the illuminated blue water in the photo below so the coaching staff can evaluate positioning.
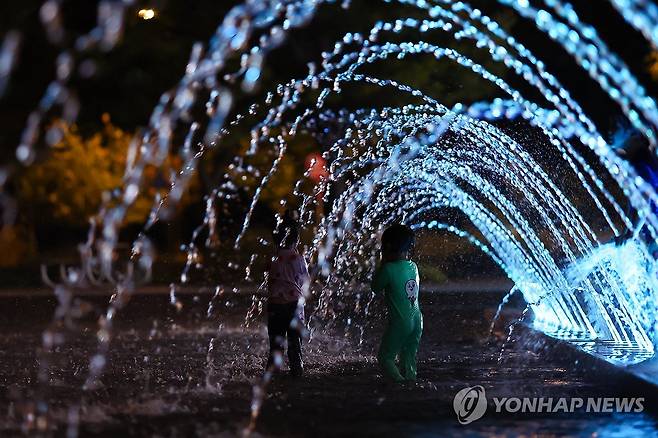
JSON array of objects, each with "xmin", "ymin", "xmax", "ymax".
[{"xmin": 214, "ymin": 1, "xmax": 658, "ymax": 367}]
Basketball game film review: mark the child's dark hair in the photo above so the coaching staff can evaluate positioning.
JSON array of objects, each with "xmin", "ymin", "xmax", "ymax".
[
  {"xmin": 613, "ymin": 123, "xmax": 653, "ymax": 163},
  {"xmin": 621, "ymin": 131, "xmax": 652, "ymax": 164},
  {"xmin": 381, "ymin": 224, "xmax": 415, "ymax": 255},
  {"xmin": 273, "ymin": 209, "xmax": 300, "ymax": 248}
]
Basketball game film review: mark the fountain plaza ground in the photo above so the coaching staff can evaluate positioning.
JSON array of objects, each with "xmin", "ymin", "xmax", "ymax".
[{"xmin": 0, "ymin": 284, "xmax": 656, "ymax": 437}]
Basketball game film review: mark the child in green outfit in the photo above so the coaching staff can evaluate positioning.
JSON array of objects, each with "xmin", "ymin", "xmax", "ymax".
[{"xmin": 371, "ymin": 224, "xmax": 423, "ymax": 382}]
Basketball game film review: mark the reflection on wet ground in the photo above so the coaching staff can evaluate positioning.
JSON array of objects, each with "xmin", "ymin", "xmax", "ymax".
[{"xmin": 0, "ymin": 289, "xmax": 656, "ymax": 436}]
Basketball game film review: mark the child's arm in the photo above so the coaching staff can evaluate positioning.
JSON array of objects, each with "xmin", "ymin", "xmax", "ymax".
[
  {"xmin": 300, "ymin": 255, "xmax": 310, "ymax": 281},
  {"xmin": 371, "ymin": 265, "xmax": 388, "ymax": 294},
  {"xmin": 298, "ymin": 255, "xmax": 314, "ymax": 298}
]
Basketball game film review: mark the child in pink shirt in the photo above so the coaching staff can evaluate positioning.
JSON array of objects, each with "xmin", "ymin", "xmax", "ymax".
[{"xmin": 266, "ymin": 212, "xmax": 309, "ymax": 376}]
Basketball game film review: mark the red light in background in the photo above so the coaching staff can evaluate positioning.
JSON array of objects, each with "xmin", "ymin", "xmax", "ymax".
[{"xmin": 305, "ymin": 152, "xmax": 328, "ymax": 182}]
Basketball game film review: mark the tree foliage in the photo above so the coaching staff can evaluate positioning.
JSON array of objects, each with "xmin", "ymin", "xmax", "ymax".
[{"xmin": 17, "ymin": 114, "xmax": 197, "ymax": 227}]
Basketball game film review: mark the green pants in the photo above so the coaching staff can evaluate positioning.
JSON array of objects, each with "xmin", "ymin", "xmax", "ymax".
[{"xmin": 377, "ymin": 311, "xmax": 423, "ymax": 382}]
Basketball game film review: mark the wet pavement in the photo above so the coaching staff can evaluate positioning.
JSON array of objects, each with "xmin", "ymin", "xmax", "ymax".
[{"xmin": 0, "ymin": 288, "xmax": 656, "ymax": 437}]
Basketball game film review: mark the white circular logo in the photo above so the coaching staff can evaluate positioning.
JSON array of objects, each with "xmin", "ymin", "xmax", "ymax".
[
  {"xmin": 405, "ymin": 279, "xmax": 418, "ymax": 304},
  {"xmin": 453, "ymin": 386, "xmax": 487, "ymax": 424}
]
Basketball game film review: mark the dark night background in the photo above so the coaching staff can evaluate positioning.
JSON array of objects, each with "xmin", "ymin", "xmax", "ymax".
[
  {"xmin": 1, "ymin": 1, "xmax": 655, "ymax": 137},
  {"xmin": 0, "ymin": 0, "xmax": 657, "ymax": 285}
]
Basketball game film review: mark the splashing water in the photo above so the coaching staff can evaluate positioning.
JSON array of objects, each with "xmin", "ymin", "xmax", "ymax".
[{"xmin": 3, "ymin": 0, "xmax": 658, "ymax": 432}]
